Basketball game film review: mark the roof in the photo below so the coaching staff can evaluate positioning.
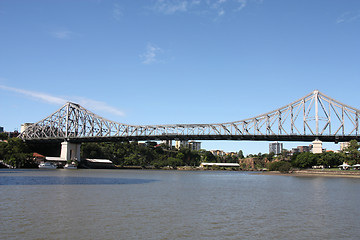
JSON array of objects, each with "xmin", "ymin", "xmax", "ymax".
[
  {"xmin": 200, "ymin": 162, "xmax": 240, "ymax": 167},
  {"xmin": 33, "ymin": 152, "xmax": 45, "ymax": 158},
  {"xmin": 86, "ymin": 159, "xmax": 113, "ymax": 164},
  {"xmin": 46, "ymin": 157, "xmax": 67, "ymax": 162}
]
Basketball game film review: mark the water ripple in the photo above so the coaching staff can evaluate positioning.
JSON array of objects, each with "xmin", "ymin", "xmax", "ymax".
[{"xmin": 0, "ymin": 176, "xmax": 157, "ymax": 185}]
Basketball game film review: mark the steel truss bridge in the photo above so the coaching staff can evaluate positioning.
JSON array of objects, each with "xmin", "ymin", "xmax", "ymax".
[{"xmin": 20, "ymin": 90, "xmax": 360, "ymax": 143}]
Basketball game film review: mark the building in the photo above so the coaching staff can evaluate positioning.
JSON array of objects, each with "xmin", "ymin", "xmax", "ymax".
[
  {"xmin": 291, "ymin": 148, "xmax": 300, "ymax": 154},
  {"xmin": 161, "ymin": 140, "xmax": 172, "ymax": 149},
  {"xmin": 269, "ymin": 142, "xmax": 283, "ymax": 155},
  {"xmin": 33, "ymin": 152, "xmax": 46, "ymax": 164},
  {"xmin": 210, "ymin": 150, "xmax": 225, "ymax": 157},
  {"xmin": 340, "ymin": 142, "xmax": 350, "ymax": 151},
  {"xmin": 175, "ymin": 140, "xmax": 188, "ymax": 149},
  {"xmin": 188, "ymin": 141, "xmax": 201, "ymax": 151},
  {"xmin": 84, "ymin": 159, "xmax": 116, "ymax": 169},
  {"xmin": 0, "ymin": 126, "xmax": 4, "ymax": 133},
  {"xmin": 20, "ymin": 123, "xmax": 33, "ymax": 133},
  {"xmin": 312, "ymin": 139, "xmax": 323, "ymax": 154},
  {"xmin": 225, "ymin": 152, "xmax": 237, "ymax": 156},
  {"xmin": 292, "ymin": 145, "xmax": 312, "ymax": 154},
  {"xmin": 199, "ymin": 162, "xmax": 240, "ymax": 168},
  {"xmin": 298, "ymin": 145, "xmax": 311, "ymax": 153}
]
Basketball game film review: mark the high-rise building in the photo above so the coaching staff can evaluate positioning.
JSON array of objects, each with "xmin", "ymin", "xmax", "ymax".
[
  {"xmin": 175, "ymin": 140, "xmax": 188, "ymax": 149},
  {"xmin": 298, "ymin": 145, "xmax": 311, "ymax": 153},
  {"xmin": 188, "ymin": 141, "xmax": 201, "ymax": 151},
  {"xmin": 161, "ymin": 140, "xmax": 172, "ymax": 149},
  {"xmin": 269, "ymin": 141, "xmax": 283, "ymax": 154}
]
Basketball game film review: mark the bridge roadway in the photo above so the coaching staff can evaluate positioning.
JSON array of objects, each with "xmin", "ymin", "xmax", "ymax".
[{"xmin": 24, "ymin": 134, "xmax": 359, "ymax": 144}]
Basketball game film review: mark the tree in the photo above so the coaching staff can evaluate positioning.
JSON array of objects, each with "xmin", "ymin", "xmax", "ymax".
[
  {"xmin": 318, "ymin": 152, "xmax": 343, "ymax": 167},
  {"xmin": 2, "ymin": 138, "xmax": 33, "ymax": 168},
  {"xmin": 81, "ymin": 143, "xmax": 105, "ymax": 159},
  {"xmin": 344, "ymin": 140, "xmax": 360, "ymax": 164},
  {"xmin": 280, "ymin": 149, "xmax": 290, "ymax": 161},
  {"xmin": 201, "ymin": 151, "xmax": 217, "ymax": 163},
  {"xmin": 267, "ymin": 152, "xmax": 275, "ymax": 161},
  {"xmin": 0, "ymin": 132, "xmax": 8, "ymax": 140},
  {"xmin": 225, "ymin": 154, "xmax": 238, "ymax": 163},
  {"xmin": 238, "ymin": 150, "xmax": 244, "ymax": 159},
  {"xmin": 292, "ymin": 152, "xmax": 318, "ymax": 169},
  {"xmin": 0, "ymin": 142, "xmax": 6, "ymax": 159},
  {"xmin": 167, "ymin": 157, "xmax": 182, "ymax": 169},
  {"xmin": 268, "ymin": 161, "xmax": 292, "ymax": 173}
]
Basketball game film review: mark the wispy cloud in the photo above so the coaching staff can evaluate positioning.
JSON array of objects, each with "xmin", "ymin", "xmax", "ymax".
[
  {"xmin": 0, "ymin": 85, "xmax": 67, "ymax": 105},
  {"xmin": 51, "ymin": 29, "xmax": 73, "ymax": 39},
  {"xmin": 235, "ymin": 0, "xmax": 247, "ymax": 11},
  {"xmin": 73, "ymin": 98, "xmax": 125, "ymax": 116},
  {"xmin": 0, "ymin": 85, "xmax": 125, "ymax": 116},
  {"xmin": 151, "ymin": 0, "xmax": 251, "ymax": 16},
  {"xmin": 140, "ymin": 43, "xmax": 163, "ymax": 65},
  {"xmin": 113, "ymin": 3, "xmax": 122, "ymax": 21},
  {"xmin": 153, "ymin": 0, "xmax": 188, "ymax": 14},
  {"xmin": 337, "ymin": 11, "xmax": 360, "ymax": 24}
]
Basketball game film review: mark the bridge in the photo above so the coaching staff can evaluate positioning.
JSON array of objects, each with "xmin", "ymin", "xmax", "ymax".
[{"xmin": 19, "ymin": 90, "xmax": 360, "ymax": 161}]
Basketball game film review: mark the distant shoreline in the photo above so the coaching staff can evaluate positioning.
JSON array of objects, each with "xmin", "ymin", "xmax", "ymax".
[{"xmin": 257, "ymin": 169, "xmax": 360, "ymax": 178}]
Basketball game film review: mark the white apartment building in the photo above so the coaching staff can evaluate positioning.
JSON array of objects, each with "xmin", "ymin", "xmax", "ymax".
[
  {"xmin": 269, "ymin": 141, "xmax": 283, "ymax": 155},
  {"xmin": 188, "ymin": 141, "xmax": 201, "ymax": 151}
]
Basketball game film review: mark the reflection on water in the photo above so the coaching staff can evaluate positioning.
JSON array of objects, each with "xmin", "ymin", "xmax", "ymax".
[{"xmin": 0, "ymin": 169, "xmax": 360, "ymax": 240}]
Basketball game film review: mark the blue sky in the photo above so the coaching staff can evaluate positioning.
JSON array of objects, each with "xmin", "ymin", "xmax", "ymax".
[{"xmin": 1, "ymin": 0, "xmax": 359, "ymax": 155}]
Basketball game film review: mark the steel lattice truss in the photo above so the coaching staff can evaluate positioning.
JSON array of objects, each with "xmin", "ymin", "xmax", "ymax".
[{"xmin": 20, "ymin": 90, "xmax": 360, "ymax": 143}]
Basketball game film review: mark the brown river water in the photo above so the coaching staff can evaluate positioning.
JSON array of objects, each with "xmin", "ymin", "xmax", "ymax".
[{"xmin": 1, "ymin": 169, "xmax": 360, "ymax": 240}]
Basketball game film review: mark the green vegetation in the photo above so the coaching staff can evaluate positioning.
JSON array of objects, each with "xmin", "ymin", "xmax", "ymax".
[
  {"xmin": 343, "ymin": 139, "xmax": 360, "ymax": 165},
  {"xmin": 80, "ymin": 141, "xmax": 245, "ymax": 168},
  {"xmin": 267, "ymin": 161, "xmax": 292, "ymax": 173},
  {"xmin": 0, "ymin": 137, "xmax": 242, "ymax": 169},
  {"xmin": 0, "ymin": 132, "xmax": 8, "ymax": 140},
  {"xmin": 247, "ymin": 140, "xmax": 360, "ymax": 171},
  {"xmin": 81, "ymin": 141, "xmax": 206, "ymax": 168},
  {"xmin": 289, "ymin": 141, "xmax": 360, "ymax": 169},
  {"xmin": 0, "ymin": 137, "xmax": 36, "ymax": 168}
]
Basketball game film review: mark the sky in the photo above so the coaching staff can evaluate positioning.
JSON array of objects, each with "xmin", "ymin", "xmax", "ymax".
[{"xmin": 1, "ymin": 0, "xmax": 360, "ymax": 155}]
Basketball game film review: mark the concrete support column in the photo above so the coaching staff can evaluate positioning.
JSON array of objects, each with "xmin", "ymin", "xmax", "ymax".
[{"xmin": 61, "ymin": 141, "xmax": 81, "ymax": 161}]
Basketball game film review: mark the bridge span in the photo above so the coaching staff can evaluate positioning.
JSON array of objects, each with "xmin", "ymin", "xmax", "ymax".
[
  {"xmin": 20, "ymin": 90, "xmax": 360, "ymax": 144},
  {"xmin": 19, "ymin": 90, "xmax": 360, "ymax": 161}
]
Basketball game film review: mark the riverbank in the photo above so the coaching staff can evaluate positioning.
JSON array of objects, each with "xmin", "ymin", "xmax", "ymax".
[{"xmin": 258, "ymin": 169, "xmax": 360, "ymax": 178}]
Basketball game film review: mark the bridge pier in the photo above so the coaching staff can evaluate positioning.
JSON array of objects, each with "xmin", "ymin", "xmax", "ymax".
[
  {"xmin": 312, "ymin": 139, "xmax": 323, "ymax": 154},
  {"xmin": 60, "ymin": 141, "xmax": 81, "ymax": 161}
]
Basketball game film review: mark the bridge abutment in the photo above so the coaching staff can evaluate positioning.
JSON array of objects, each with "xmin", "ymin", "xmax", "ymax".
[{"xmin": 60, "ymin": 141, "xmax": 81, "ymax": 161}]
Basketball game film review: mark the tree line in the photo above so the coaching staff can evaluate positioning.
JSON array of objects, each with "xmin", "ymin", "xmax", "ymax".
[
  {"xmin": 267, "ymin": 140, "xmax": 360, "ymax": 172},
  {"xmin": 81, "ymin": 141, "xmax": 240, "ymax": 168},
  {"xmin": 0, "ymin": 134, "xmax": 242, "ymax": 168}
]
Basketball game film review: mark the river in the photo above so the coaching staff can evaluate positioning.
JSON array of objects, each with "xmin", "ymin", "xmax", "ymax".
[{"xmin": 1, "ymin": 169, "xmax": 360, "ymax": 240}]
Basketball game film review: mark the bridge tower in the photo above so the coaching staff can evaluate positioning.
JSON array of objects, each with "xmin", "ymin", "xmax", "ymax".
[{"xmin": 60, "ymin": 141, "xmax": 81, "ymax": 162}]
